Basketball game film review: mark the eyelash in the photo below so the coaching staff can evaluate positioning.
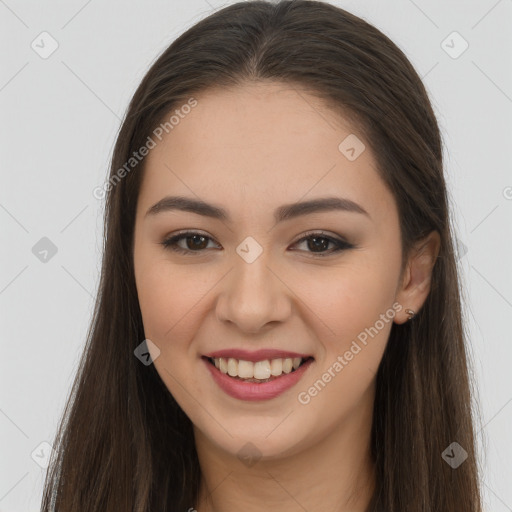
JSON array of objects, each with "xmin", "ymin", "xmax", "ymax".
[{"xmin": 160, "ymin": 230, "xmax": 354, "ymax": 257}]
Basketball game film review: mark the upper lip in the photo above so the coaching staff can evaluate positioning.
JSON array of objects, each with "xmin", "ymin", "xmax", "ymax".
[{"xmin": 203, "ymin": 349, "xmax": 313, "ymax": 362}]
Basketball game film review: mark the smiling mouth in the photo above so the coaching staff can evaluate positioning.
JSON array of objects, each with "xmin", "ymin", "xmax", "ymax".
[{"xmin": 203, "ymin": 356, "xmax": 314, "ymax": 383}]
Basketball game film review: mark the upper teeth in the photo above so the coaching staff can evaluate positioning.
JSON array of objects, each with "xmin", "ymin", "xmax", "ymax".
[{"xmin": 213, "ymin": 357, "xmax": 303, "ymax": 379}]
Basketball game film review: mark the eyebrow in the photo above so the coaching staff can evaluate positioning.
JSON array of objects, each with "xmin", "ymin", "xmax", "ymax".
[{"xmin": 145, "ymin": 195, "xmax": 370, "ymax": 223}]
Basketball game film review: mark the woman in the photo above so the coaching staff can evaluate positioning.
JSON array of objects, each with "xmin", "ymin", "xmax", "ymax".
[{"xmin": 41, "ymin": 1, "xmax": 483, "ymax": 510}]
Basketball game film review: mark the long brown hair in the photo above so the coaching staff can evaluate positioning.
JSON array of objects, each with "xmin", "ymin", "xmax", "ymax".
[{"xmin": 40, "ymin": 1, "xmax": 483, "ymax": 510}]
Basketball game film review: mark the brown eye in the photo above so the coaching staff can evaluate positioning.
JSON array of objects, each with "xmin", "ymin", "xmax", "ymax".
[
  {"xmin": 306, "ymin": 236, "xmax": 331, "ymax": 252},
  {"xmin": 292, "ymin": 232, "xmax": 354, "ymax": 257},
  {"xmin": 184, "ymin": 234, "xmax": 209, "ymax": 250},
  {"xmin": 161, "ymin": 232, "xmax": 219, "ymax": 254}
]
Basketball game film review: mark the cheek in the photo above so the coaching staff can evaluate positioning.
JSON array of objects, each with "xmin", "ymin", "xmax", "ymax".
[
  {"xmin": 304, "ymin": 263, "xmax": 398, "ymax": 338},
  {"xmin": 294, "ymin": 276, "xmax": 394, "ymax": 421},
  {"xmin": 134, "ymin": 252, "xmax": 205, "ymax": 346},
  {"xmin": 295, "ymin": 258, "xmax": 399, "ymax": 394}
]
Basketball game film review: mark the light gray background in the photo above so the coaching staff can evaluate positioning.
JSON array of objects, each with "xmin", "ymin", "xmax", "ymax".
[{"xmin": 1, "ymin": 1, "xmax": 511, "ymax": 510}]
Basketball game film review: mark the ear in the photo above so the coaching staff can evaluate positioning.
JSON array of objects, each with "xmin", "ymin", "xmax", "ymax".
[{"xmin": 394, "ymin": 230, "xmax": 441, "ymax": 325}]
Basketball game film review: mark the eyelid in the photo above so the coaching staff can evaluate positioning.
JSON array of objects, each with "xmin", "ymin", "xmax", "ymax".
[
  {"xmin": 292, "ymin": 229, "xmax": 347, "ymax": 244},
  {"xmin": 164, "ymin": 228, "xmax": 213, "ymax": 240}
]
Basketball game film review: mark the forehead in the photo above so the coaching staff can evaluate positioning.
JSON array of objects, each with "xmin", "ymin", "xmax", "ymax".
[{"xmin": 138, "ymin": 82, "xmax": 395, "ymax": 223}]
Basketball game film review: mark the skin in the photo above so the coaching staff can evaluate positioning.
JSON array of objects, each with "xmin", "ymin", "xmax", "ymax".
[{"xmin": 133, "ymin": 81, "xmax": 440, "ymax": 512}]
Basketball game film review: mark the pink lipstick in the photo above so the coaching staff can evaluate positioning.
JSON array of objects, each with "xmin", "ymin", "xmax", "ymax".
[{"xmin": 202, "ymin": 355, "xmax": 314, "ymax": 401}]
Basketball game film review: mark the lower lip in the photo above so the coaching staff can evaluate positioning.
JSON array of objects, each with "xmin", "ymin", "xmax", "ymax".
[{"xmin": 202, "ymin": 357, "xmax": 314, "ymax": 401}]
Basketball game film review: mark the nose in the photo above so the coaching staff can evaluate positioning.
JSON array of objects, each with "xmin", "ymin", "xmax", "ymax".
[{"xmin": 215, "ymin": 252, "xmax": 292, "ymax": 333}]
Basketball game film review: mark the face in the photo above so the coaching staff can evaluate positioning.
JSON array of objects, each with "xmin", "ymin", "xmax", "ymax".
[{"xmin": 133, "ymin": 82, "xmax": 407, "ymax": 461}]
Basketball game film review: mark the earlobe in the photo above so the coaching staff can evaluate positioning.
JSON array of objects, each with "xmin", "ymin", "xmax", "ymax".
[
  {"xmin": 404, "ymin": 308, "xmax": 416, "ymax": 321},
  {"xmin": 394, "ymin": 230, "xmax": 441, "ymax": 324}
]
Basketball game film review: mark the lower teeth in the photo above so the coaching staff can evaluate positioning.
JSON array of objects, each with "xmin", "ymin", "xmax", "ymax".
[
  {"xmin": 224, "ymin": 367, "xmax": 298, "ymax": 383},
  {"xmin": 233, "ymin": 375, "xmax": 282, "ymax": 383}
]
